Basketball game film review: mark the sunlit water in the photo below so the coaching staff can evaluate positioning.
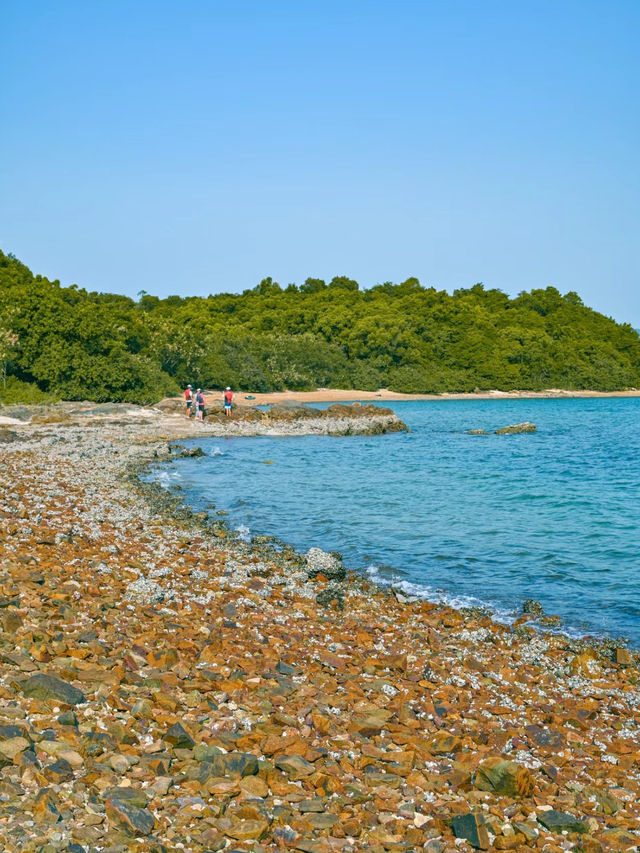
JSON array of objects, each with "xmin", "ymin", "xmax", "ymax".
[{"xmin": 150, "ymin": 399, "xmax": 640, "ymax": 645}]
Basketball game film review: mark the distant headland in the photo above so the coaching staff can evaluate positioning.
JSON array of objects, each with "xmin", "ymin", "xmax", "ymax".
[{"xmin": 2, "ymin": 249, "xmax": 639, "ymax": 406}]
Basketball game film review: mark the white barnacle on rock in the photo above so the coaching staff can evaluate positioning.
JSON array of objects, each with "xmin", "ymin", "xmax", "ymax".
[
  {"xmin": 124, "ymin": 576, "xmax": 165, "ymax": 604},
  {"xmin": 149, "ymin": 566, "xmax": 170, "ymax": 578},
  {"xmin": 190, "ymin": 568, "xmax": 208, "ymax": 580},
  {"xmin": 514, "ymin": 749, "xmax": 542, "ymax": 769}
]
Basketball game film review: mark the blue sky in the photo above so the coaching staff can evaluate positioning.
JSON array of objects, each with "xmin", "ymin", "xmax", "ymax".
[{"xmin": 2, "ymin": 1, "xmax": 639, "ymax": 323}]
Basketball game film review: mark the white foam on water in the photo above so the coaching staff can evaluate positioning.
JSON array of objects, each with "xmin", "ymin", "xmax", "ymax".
[
  {"xmin": 365, "ymin": 564, "xmax": 398, "ymax": 583},
  {"xmin": 152, "ymin": 469, "xmax": 182, "ymax": 490},
  {"xmin": 211, "ymin": 446, "xmax": 224, "ymax": 456},
  {"xmin": 365, "ymin": 562, "xmax": 607, "ymax": 641},
  {"xmin": 365, "ymin": 564, "xmax": 516, "ymax": 625},
  {"xmin": 236, "ymin": 525, "xmax": 251, "ymax": 543},
  {"xmin": 149, "ymin": 470, "xmax": 182, "ymax": 489}
]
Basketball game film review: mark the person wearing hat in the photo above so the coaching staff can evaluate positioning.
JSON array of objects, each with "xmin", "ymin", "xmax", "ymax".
[
  {"xmin": 184, "ymin": 384, "xmax": 194, "ymax": 418},
  {"xmin": 195, "ymin": 388, "xmax": 206, "ymax": 421},
  {"xmin": 223, "ymin": 386, "xmax": 233, "ymax": 417}
]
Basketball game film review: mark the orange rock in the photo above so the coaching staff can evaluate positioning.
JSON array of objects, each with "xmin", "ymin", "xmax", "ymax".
[{"xmin": 429, "ymin": 732, "xmax": 462, "ymax": 754}]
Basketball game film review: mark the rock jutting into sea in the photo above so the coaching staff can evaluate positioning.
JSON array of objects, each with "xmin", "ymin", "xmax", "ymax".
[
  {"xmin": 467, "ymin": 422, "xmax": 537, "ymax": 435},
  {"xmin": 0, "ymin": 398, "xmax": 408, "ymax": 437},
  {"xmin": 0, "ymin": 405, "xmax": 638, "ymax": 851}
]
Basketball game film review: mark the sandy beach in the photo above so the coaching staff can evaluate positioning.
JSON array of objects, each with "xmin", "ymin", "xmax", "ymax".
[
  {"xmin": 230, "ymin": 388, "xmax": 640, "ymax": 407},
  {"xmin": 0, "ymin": 407, "xmax": 638, "ymax": 851}
]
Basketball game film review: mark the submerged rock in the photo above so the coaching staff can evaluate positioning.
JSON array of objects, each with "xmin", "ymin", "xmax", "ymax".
[
  {"xmin": 174, "ymin": 445, "xmax": 205, "ymax": 458},
  {"xmin": 494, "ymin": 421, "xmax": 536, "ymax": 434},
  {"xmin": 522, "ymin": 598, "xmax": 545, "ymax": 616}
]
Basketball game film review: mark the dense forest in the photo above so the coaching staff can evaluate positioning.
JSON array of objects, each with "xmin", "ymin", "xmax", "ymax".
[{"xmin": 1, "ymin": 250, "xmax": 639, "ymax": 404}]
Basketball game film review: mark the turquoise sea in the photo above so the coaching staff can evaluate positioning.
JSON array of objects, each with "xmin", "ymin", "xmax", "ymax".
[{"xmin": 153, "ymin": 399, "xmax": 640, "ymax": 646}]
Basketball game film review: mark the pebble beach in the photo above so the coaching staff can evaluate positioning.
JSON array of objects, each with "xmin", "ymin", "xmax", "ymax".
[{"xmin": 0, "ymin": 404, "xmax": 639, "ymax": 852}]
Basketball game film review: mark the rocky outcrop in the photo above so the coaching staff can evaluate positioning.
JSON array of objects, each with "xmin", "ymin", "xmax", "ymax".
[{"xmin": 1, "ymin": 399, "xmax": 409, "ymax": 436}]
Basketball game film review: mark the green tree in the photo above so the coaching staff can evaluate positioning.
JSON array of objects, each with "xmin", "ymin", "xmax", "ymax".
[{"xmin": 1, "ymin": 249, "xmax": 639, "ymax": 401}]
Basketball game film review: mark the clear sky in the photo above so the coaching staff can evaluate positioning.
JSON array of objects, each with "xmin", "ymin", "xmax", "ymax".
[{"xmin": 2, "ymin": 1, "xmax": 639, "ymax": 324}]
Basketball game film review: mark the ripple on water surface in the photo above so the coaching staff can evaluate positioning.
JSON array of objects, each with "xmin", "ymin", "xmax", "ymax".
[{"xmin": 152, "ymin": 398, "xmax": 640, "ymax": 646}]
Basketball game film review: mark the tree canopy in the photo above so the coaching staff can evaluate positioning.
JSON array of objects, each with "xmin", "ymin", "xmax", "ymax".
[{"xmin": 1, "ymin": 250, "xmax": 638, "ymax": 403}]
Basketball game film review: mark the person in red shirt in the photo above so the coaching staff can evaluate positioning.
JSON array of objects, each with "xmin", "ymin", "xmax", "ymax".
[
  {"xmin": 223, "ymin": 386, "xmax": 233, "ymax": 417},
  {"xmin": 184, "ymin": 384, "xmax": 193, "ymax": 418}
]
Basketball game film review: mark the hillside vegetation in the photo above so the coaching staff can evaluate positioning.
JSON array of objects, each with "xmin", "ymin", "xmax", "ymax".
[{"xmin": 1, "ymin": 250, "xmax": 639, "ymax": 404}]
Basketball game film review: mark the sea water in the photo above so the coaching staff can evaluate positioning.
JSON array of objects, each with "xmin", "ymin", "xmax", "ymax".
[{"xmin": 152, "ymin": 398, "xmax": 640, "ymax": 645}]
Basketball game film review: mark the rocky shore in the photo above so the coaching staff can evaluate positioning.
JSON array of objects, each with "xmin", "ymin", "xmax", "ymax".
[
  {"xmin": 0, "ymin": 400, "xmax": 408, "ymax": 438},
  {"xmin": 0, "ymin": 409, "xmax": 639, "ymax": 852}
]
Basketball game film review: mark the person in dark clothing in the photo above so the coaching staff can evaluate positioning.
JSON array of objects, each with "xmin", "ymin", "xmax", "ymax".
[{"xmin": 195, "ymin": 389, "xmax": 206, "ymax": 421}]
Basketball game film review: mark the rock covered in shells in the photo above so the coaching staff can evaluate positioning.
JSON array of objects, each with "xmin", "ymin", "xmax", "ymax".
[{"xmin": 304, "ymin": 547, "xmax": 346, "ymax": 580}]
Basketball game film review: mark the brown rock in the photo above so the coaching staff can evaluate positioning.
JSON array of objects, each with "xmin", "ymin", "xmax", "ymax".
[
  {"xmin": 32, "ymin": 788, "xmax": 62, "ymax": 824},
  {"xmin": 574, "ymin": 839, "xmax": 603, "ymax": 853},
  {"xmin": 274, "ymin": 754, "xmax": 315, "ymax": 780},
  {"xmin": 239, "ymin": 776, "xmax": 269, "ymax": 798},
  {"xmin": 350, "ymin": 709, "xmax": 393, "ymax": 737},
  {"xmin": 600, "ymin": 828, "xmax": 639, "ymax": 850},
  {"xmin": 0, "ymin": 736, "xmax": 29, "ymax": 763},
  {"xmin": 105, "ymin": 797, "xmax": 155, "ymax": 836},
  {"xmin": 430, "ymin": 732, "xmax": 462, "ymax": 754},
  {"xmin": 494, "ymin": 833, "xmax": 526, "ymax": 849},
  {"xmin": 614, "ymin": 647, "xmax": 633, "ymax": 666},
  {"xmin": 474, "ymin": 757, "xmax": 534, "ymax": 798},
  {"xmin": 164, "ymin": 721, "xmax": 195, "ymax": 749},
  {"xmin": 226, "ymin": 817, "xmax": 270, "ymax": 841},
  {"xmin": 569, "ymin": 651, "xmax": 602, "ymax": 678}
]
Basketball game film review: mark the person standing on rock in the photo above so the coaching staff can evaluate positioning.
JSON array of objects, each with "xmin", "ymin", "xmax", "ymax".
[
  {"xmin": 223, "ymin": 386, "xmax": 233, "ymax": 417},
  {"xmin": 195, "ymin": 389, "xmax": 206, "ymax": 421},
  {"xmin": 184, "ymin": 384, "xmax": 193, "ymax": 418}
]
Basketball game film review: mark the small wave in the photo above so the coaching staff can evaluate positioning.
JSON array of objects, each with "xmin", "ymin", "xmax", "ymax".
[
  {"xmin": 365, "ymin": 564, "xmax": 516, "ymax": 625},
  {"xmin": 211, "ymin": 446, "xmax": 224, "ymax": 456},
  {"xmin": 364, "ymin": 563, "xmax": 406, "ymax": 581},
  {"xmin": 396, "ymin": 579, "xmax": 516, "ymax": 625},
  {"xmin": 154, "ymin": 470, "xmax": 180, "ymax": 489},
  {"xmin": 236, "ymin": 525, "xmax": 251, "ymax": 542}
]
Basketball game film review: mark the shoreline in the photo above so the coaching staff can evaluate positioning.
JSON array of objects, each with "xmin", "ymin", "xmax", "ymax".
[
  {"xmin": 1, "ymin": 412, "xmax": 639, "ymax": 850},
  {"xmin": 234, "ymin": 387, "xmax": 640, "ymax": 406},
  {"xmin": 156, "ymin": 440, "xmax": 626, "ymax": 651}
]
